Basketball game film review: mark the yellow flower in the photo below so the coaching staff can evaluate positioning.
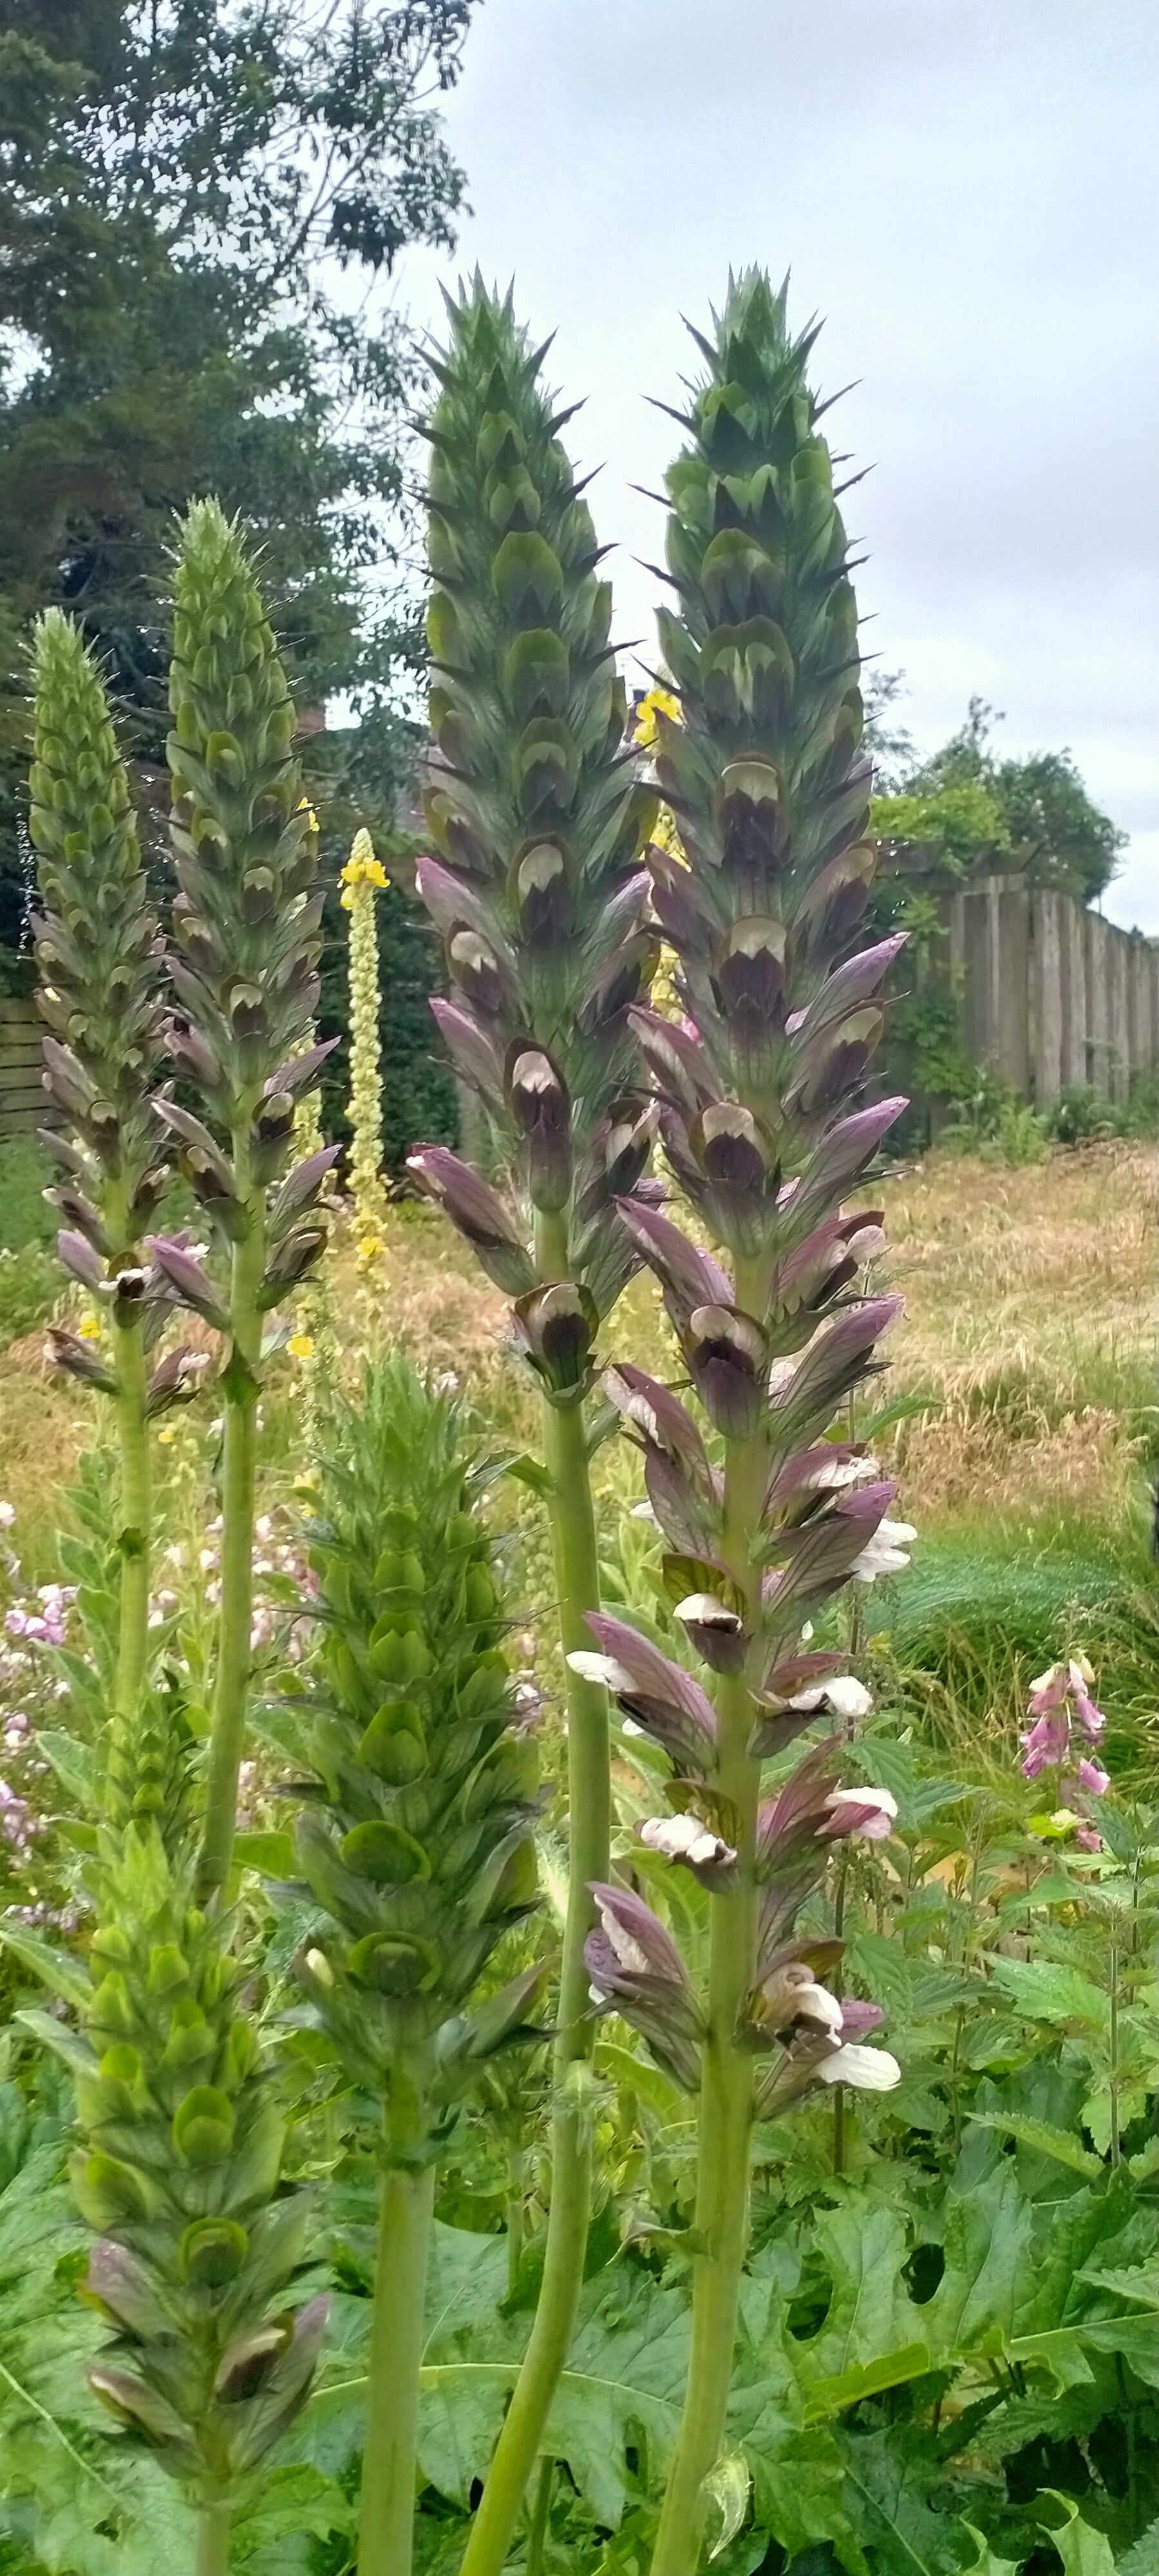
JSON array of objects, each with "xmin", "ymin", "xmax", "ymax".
[
  {"xmin": 339, "ymin": 825, "xmax": 390, "ymax": 893},
  {"xmin": 156, "ymin": 1425, "xmax": 178, "ymax": 1446},
  {"xmin": 356, "ymin": 1232, "xmax": 383, "ymax": 1266},
  {"xmin": 634, "ymin": 685, "xmax": 680, "ymax": 748},
  {"xmin": 292, "ymin": 1468, "xmax": 319, "ymax": 1495},
  {"xmin": 297, "ymin": 797, "xmax": 321, "ymax": 833},
  {"xmin": 78, "ymin": 1312, "xmax": 100, "ymax": 1341},
  {"xmin": 288, "ymin": 1331, "xmax": 315, "ymax": 1361}
]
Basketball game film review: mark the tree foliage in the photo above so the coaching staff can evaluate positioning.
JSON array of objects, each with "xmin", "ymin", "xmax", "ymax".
[
  {"xmin": 0, "ymin": 1, "xmax": 473, "ymax": 1111},
  {"xmin": 869, "ymin": 685, "xmax": 1124, "ymax": 902}
]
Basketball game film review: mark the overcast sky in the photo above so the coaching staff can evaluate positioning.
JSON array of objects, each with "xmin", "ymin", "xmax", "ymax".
[{"xmin": 397, "ymin": 0, "xmax": 1158, "ymax": 931}]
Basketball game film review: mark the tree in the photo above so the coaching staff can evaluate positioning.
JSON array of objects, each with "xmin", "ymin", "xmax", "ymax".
[
  {"xmin": 870, "ymin": 687, "xmax": 1124, "ymax": 900},
  {"xmin": 0, "ymin": 0, "xmax": 469, "ymax": 1143}
]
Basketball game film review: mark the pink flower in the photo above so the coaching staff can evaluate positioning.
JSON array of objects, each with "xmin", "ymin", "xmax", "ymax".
[
  {"xmin": 1076, "ymin": 1757, "xmax": 1110, "ymax": 1797},
  {"xmin": 1074, "ymin": 1826, "xmax": 1102, "ymax": 1853}
]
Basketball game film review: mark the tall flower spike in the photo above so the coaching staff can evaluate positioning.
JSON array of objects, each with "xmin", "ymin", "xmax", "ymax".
[
  {"xmin": 341, "ymin": 826, "xmax": 390, "ymax": 1264},
  {"xmin": 28, "ymin": 612, "xmax": 171, "ymax": 1731},
  {"xmin": 411, "ymin": 280, "xmax": 657, "ymax": 2576},
  {"xmin": 13, "ymin": 1688, "xmax": 322, "ymax": 2564},
  {"xmin": 625, "ymin": 274, "xmax": 910, "ymax": 2576},
  {"xmin": 164, "ymin": 499, "xmax": 338, "ymax": 1899},
  {"xmin": 286, "ymin": 1357, "xmax": 547, "ymax": 2576}
]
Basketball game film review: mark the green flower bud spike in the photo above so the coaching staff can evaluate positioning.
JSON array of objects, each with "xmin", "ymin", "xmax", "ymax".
[
  {"xmin": 285, "ymin": 1356, "xmax": 547, "ymax": 2576},
  {"xmin": 162, "ymin": 500, "xmax": 338, "ymax": 1899},
  {"xmin": 15, "ymin": 1686, "xmax": 323, "ymax": 2572},
  {"xmin": 29, "ymin": 611, "xmax": 169, "ymax": 1732},
  {"xmin": 614, "ymin": 274, "xmax": 910, "ymax": 2576},
  {"xmin": 409, "ymin": 279, "xmax": 657, "ymax": 2573}
]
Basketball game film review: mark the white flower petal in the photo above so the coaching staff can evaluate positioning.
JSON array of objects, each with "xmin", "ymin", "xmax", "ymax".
[
  {"xmin": 816, "ymin": 2044, "xmax": 901, "ymax": 2091},
  {"xmin": 597, "ymin": 1900, "xmax": 650, "ymax": 1975},
  {"xmin": 824, "ymin": 1676, "xmax": 873, "ymax": 1720}
]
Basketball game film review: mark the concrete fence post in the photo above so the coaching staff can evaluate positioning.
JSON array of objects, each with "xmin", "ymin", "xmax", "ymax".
[{"xmin": 1032, "ymin": 891, "xmax": 1064, "ymax": 1104}]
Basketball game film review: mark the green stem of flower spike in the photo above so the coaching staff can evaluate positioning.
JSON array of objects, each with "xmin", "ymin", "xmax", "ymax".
[
  {"xmin": 195, "ymin": 2503, "xmax": 231, "ymax": 2576},
  {"xmin": 357, "ymin": 2081, "xmax": 437, "ymax": 2576},
  {"xmin": 111, "ymin": 1311, "xmax": 151, "ymax": 1725},
  {"xmin": 458, "ymin": 1211, "xmax": 608, "ymax": 2576},
  {"xmin": 650, "ymin": 1256, "xmax": 768, "ymax": 2576},
  {"xmin": 198, "ymin": 1176, "xmax": 265, "ymax": 1900}
]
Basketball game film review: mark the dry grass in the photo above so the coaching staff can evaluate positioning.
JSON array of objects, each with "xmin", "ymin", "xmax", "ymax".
[{"xmin": 1, "ymin": 1143, "xmax": 1152, "ymax": 1560}]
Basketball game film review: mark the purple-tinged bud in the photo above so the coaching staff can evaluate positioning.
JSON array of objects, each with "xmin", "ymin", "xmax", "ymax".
[
  {"xmin": 265, "ymin": 1037, "xmax": 340, "ymax": 1102},
  {"xmin": 628, "ymin": 1006, "xmax": 719, "ymax": 1118},
  {"xmin": 507, "ymin": 1045, "xmax": 572, "ymax": 1212},
  {"xmin": 448, "ymin": 927, "xmax": 512, "ymax": 1020},
  {"xmin": 41, "ymin": 1036, "xmax": 96, "ymax": 1124},
  {"xmin": 515, "ymin": 838, "xmax": 572, "ymax": 943},
  {"xmin": 756, "ymin": 1741, "xmax": 842, "ymax": 1880},
  {"xmin": 429, "ymin": 997, "xmax": 505, "ymax": 1103},
  {"xmin": 85, "ymin": 2240, "xmax": 171, "ymax": 2340},
  {"xmin": 258, "ymin": 1224, "xmax": 327, "ymax": 1307},
  {"xmin": 511, "ymin": 1281, "xmax": 598, "ymax": 1399},
  {"xmin": 88, "ymin": 2363, "xmax": 189, "ymax": 2447},
  {"xmin": 614, "ymin": 1200, "xmax": 731, "ymax": 1333},
  {"xmin": 792, "ymin": 1098, "xmax": 907, "ymax": 1228},
  {"xmin": 684, "ymin": 1303, "xmax": 768, "ymax": 1439},
  {"xmin": 145, "ymin": 1236, "xmax": 231, "ymax": 1331},
  {"xmin": 46, "ymin": 1188, "xmax": 110, "ymax": 1256},
  {"xmin": 571, "ymin": 1612, "xmax": 717, "ymax": 1772},
  {"xmin": 269, "ymin": 1146, "xmax": 343, "ymax": 1238},
  {"xmin": 146, "ymin": 1347, "xmax": 212, "ymax": 1417},
  {"xmin": 673, "ymin": 1592, "xmax": 747, "ymax": 1674},
  {"xmin": 584, "ymin": 1881, "xmax": 704, "ymax": 2090},
  {"xmin": 56, "ymin": 1227, "xmax": 104, "ymax": 1292},
  {"xmin": 406, "ymin": 1148, "xmax": 535, "ymax": 1297},
  {"xmin": 603, "ymin": 1363, "xmax": 712, "ymax": 1488},
  {"xmin": 819, "ymin": 1785, "xmax": 898, "ymax": 1843},
  {"xmin": 45, "ymin": 1327, "xmax": 118, "ymax": 1394},
  {"xmin": 768, "ymin": 1298, "xmax": 902, "ymax": 1443}
]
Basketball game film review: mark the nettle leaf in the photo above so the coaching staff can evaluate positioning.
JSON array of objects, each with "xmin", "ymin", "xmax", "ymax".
[
  {"xmin": 1035, "ymin": 2492, "xmax": 1115, "ymax": 2576},
  {"xmin": 966, "ymin": 2112, "xmax": 1102, "ymax": 2178},
  {"xmin": 1117, "ymin": 2517, "xmax": 1159, "ymax": 2576},
  {"xmin": 987, "ymin": 1958, "xmax": 1109, "ymax": 2029}
]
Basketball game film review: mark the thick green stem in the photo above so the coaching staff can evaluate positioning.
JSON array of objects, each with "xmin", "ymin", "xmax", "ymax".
[
  {"xmin": 526, "ymin": 2456, "xmax": 555, "ymax": 2576},
  {"xmin": 113, "ymin": 1309, "xmax": 151, "ymax": 1725},
  {"xmin": 507, "ymin": 2140, "xmax": 526, "ymax": 2303},
  {"xmin": 195, "ymin": 2504, "xmax": 231, "ymax": 2576},
  {"xmin": 651, "ymin": 1260, "xmax": 768, "ymax": 2576},
  {"xmin": 198, "ymin": 1186, "xmax": 265, "ymax": 1899},
  {"xmin": 357, "ymin": 2080, "xmax": 436, "ymax": 2576},
  {"xmin": 459, "ymin": 1212, "xmax": 608, "ymax": 2576}
]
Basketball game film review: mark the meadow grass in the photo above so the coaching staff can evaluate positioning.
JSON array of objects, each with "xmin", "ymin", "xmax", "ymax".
[{"xmin": 1, "ymin": 1142, "xmax": 1153, "ymax": 1756}]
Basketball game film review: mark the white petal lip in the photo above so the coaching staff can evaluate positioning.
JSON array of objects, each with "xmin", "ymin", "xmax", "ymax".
[
  {"xmin": 793, "ymin": 1978, "xmax": 844, "ymax": 2034},
  {"xmin": 825, "ymin": 1785, "xmax": 898, "ymax": 1818},
  {"xmin": 597, "ymin": 1899, "xmax": 650, "ymax": 1975},
  {"xmin": 639, "ymin": 1813, "xmax": 737, "ymax": 1868},
  {"xmin": 674, "ymin": 1593, "xmax": 741, "ymax": 1629},
  {"xmin": 567, "ymin": 1649, "xmax": 634, "ymax": 1692},
  {"xmin": 823, "ymin": 1676, "xmax": 873, "ymax": 1719},
  {"xmin": 816, "ymin": 2044, "xmax": 901, "ymax": 2091}
]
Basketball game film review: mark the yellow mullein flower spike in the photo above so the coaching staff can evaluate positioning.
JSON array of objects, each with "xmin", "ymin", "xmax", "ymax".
[
  {"xmin": 343, "ymin": 826, "xmax": 388, "ymax": 1256},
  {"xmin": 78, "ymin": 1312, "xmax": 101, "ymax": 1341}
]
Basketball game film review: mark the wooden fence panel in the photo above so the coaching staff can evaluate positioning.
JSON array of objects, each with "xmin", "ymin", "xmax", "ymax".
[{"xmin": 0, "ymin": 997, "xmax": 44, "ymax": 1141}]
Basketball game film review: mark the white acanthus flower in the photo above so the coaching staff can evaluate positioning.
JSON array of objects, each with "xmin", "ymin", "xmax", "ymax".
[
  {"xmin": 851, "ymin": 1517, "xmax": 916, "ymax": 1583},
  {"xmin": 822, "ymin": 1675, "xmax": 874, "ymax": 1720},
  {"xmin": 816, "ymin": 2044, "xmax": 901, "ymax": 2091},
  {"xmin": 639, "ymin": 1812, "xmax": 736, "ymax": 1869},
  {"xmin": 804, "ymin": 1451, "xmax": 881, "ymax": 1493},
  {"xmin": 824, "ymin": 1785, "xmax": 899, "ymax": 1842},
  {"xmin": 596, "ymin": 1897, "xmax": 650, "ymax": 1975}
]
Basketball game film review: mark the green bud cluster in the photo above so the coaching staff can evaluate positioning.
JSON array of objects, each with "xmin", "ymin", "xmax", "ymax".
[
  {"xmin": 289, "ymin": 1356, "xmax": 545, "ymax": 2131},
  {"xmin": 28, "ymin": 611, "xmax": 167, "ymax": 1251},
  {"xmin": 165, "ymin": 500, "xmax": 323, "ymax": 1146},
  {"xmin": 24, "ymin": 1757, "xmax": 322, "ymax": 2512},
  {"xmin": 411, "ymin": 278, "xmax": 659, "ymax": 1336}
]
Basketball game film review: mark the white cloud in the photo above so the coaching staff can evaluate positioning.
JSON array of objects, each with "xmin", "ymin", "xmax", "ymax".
[{"xmin": 397, "ymin": 0, "xmax": 1159, "ymax": 931}]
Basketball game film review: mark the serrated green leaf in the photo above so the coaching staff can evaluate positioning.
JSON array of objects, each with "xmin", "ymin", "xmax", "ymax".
[
  {"xmin": 988, "ymin": 1958, "xmax": 1109, "ymax": 2028},
  {"xmin": 968, "ymin": 2112, "xmax": 1102, "ymax": 2176},
  {"xmin": 1115, "ymin": 2514, "xmax": 1159, "ymax": 2575},
  {"xmin": 1035, "ymin": 2492, "xmax": 1115, "ymax": 2575}
]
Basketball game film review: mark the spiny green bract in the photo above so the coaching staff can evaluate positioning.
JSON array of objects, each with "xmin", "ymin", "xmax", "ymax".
[
  {"xmin": 166, "ymin": 498, "xmax": 323, "ymax": 1132},
  {"xmin": 28, "ymin": 610, "xmax": 167, "ymax": 1242},
  {"xmin": 647, "ymin": 270, "xmax": 892, "ymax": 1129},
  {"xmin": 292, "ymin": 1356, "xmax": 544, "ymax": 2108},
  {"xmin": 417, "ymin": 277, "xmax": 658, "ymax": 1318},
  {"xmin": 23, "ymin": 1776, "xmax": 323, "ymax": 2509}
]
